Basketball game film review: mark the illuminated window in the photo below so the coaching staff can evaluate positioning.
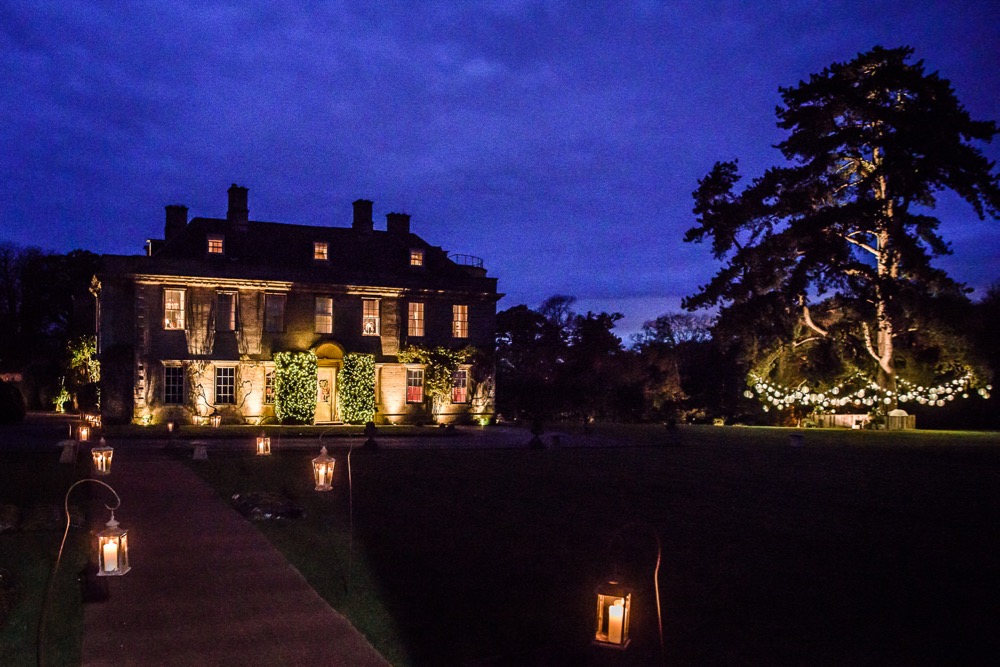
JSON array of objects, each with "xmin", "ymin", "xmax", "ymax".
[
  {"xmin": 315, "ymin": 296, "xmax": 333, "ymax": 333},
  {"xmin": 314, "ymin": 241, "xmax": 328, "ymax": 260},
  {"xmin": 164, "ymin": 288, "xmax": 186, "ymax": 330},
  {"xmin": 452, "ymin": 304, "xmax": 468, "ymax": 338},
  {"xmin": 410, "ymin": 248, "xmax": 424, "ymax": 266},
  {"xmin": 264, "ymin": 293, "xmax": 286, "ymax": 333},
  {"xmin": 408, "ymin": 302, "xmax": 424, "ymax": 337},
  {"xmin": 217, "ymin": 291, "xmax": 237, "ymax": 332},
  {"xmin": 264, "ymin": 368, "xmax": 275, "ymax": 405},
  {"xmin": 362, "ymin": 298, "xmax": 380, "ymax": 336},
  {"xmin": 207, "ymin": 234, "xmax": 225, "ymax": 254},
  {"xmin": 163, "ymin": 366, "xmax": 184, "ymax": 404},
  {"xmin": 215, "ymin": 367, "xmax": 235, "ymax": 404},
  {"xmin": 406, "ymin": 368, "xmax": 424, "ymax": 403},
  {"xmin": 452, "ymin": 368, "xmax": 468, "ymax": 404}
]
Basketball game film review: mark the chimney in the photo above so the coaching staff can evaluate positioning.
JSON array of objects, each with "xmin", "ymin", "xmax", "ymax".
[
  {"xmin": 227, "ymin": 184, "xmax": 249, "ymax": 230},
  {"xmin": 164, "ymin": 204, "xmax": 188, "ymax": 241},
  {"xmin": 386, "ymin": 212, "xmax": 411, "ymax": 236},
  {"xmin": 352, "ymin": 199, "xmax": 374, "ymax": 233}
]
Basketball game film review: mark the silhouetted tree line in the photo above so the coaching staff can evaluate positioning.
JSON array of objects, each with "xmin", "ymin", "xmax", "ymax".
[
  {"xmin": 496, "ymin": 291, "xmax": 1000, "ymax": 428},
  {"xmin": 0, "ymin": 244, "xmax": 99, "ymax": 410}
]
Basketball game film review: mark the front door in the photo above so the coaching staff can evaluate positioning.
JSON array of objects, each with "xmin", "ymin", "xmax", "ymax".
[{"xmin": 316, "ymin": 367, "xmax": 336, "ymax": 423}]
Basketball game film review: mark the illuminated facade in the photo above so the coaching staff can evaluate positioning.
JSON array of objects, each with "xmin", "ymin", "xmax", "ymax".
[{"xmin": 97, "ymin": 185, "xmax": 498, "ymax": 425}]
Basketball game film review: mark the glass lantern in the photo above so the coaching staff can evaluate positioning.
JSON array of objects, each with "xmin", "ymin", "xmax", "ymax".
[
  {"xmin": 91, "ymin": 444, "xmax": 114, "ymax": 475},
  {"xmin": 312, "ymin": 446, "xmax": 336, "ymax": 491},
  {"xmin": 256, "ymin": 435, "xmax": 271, "ymax": 456},
  {"xmin": 594, "ymin": 580, "xmax": 631, "ymax": 649},
  {"xmin": 77, "ymin": 424, "xmax": 91, "ymax": 442},
  {"xmin": 210, "ymin": 414, "xmax": 222, "ymax": 428},
  {"xmin": 97, "ymin": 512, "xmax": 130, "ymax": 576},
  {"xmin": 167, "ymin": 421, "xmax": 175, "ymax": 433}
]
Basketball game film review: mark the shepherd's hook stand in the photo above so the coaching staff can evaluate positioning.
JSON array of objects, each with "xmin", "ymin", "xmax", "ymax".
[{"xmin": 37, "ymin": 478, "xmax": 123, "ymax": 667}]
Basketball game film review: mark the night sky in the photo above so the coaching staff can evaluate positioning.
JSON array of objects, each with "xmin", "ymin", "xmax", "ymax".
[{"xmin": 3, "ymin": 1, "xmax": 998, "ymax": 336}]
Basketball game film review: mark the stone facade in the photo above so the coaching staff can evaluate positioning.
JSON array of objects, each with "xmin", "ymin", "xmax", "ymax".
[{"xmin": 97, "ymin": 186, "xmax": 499, "ymax": 425}]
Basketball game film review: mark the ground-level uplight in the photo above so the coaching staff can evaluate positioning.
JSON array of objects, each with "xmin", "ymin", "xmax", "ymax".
[
  {"xmin": 312, "ymin": 446, "xmax": 335, "ymax": 491},
  {"xmin": 91, "ymin": 442, "xmax": 114, "ymax": 475},
  {"xmin": 256, "ymin": 434, "xmax": 271, "ymax": 456},
  {"xmin": 594, "ymin": 580, "xmax": 632, "ymax": 649}
]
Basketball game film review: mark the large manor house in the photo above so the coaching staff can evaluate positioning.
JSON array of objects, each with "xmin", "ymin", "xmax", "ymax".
[{"xmin": 97, "ymin": 185, "xmax": 499, "ymax": 426}]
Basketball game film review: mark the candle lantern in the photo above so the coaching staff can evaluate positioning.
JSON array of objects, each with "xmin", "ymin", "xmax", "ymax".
[
  {"xmin": 256, "ymin": 435, "xmax": 271, "ymax": 456},
  {"xmin": 167, "ymin": 421, "xmax": 175, "ymax": 432},
  {"xmin": 91, "ymin": 444, "xmax": 114, "ymax": 475},
  {"xmin": 77, "ymin": 424, "xmax": 90, "ymax": 442},
  {"xmin": 594, "ymin": 580, "xmax": 632, "ymax": 649},
  {"xmin": 96, "ymin": 511, "xmax": 130, "ymax": 576},
  {"xmin": 210, "ymin": 414, "xmax": 222, "ymax": 428},
  {"xmin": 312, "ymin": 446, "xmax": 336, "ymax": 491}
]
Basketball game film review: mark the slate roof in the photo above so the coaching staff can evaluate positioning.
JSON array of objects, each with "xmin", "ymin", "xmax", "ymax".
[{"xmin": 105, "ymin": 216, "xmax": 498, "ymax": 296}]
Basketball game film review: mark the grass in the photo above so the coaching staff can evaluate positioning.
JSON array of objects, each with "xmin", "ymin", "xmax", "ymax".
[
  {"xmin": 0, "ymin": 452, "xmax": 91, "ymax": 667},
  {"xmin": 185, "ymin": 424, "xmax": 1000, "ymax": 666}
]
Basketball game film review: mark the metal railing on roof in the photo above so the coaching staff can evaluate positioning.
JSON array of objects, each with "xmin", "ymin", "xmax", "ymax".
[{"xmin": 448, "ymin": 253, "xmax": 484, "ymax": 268}]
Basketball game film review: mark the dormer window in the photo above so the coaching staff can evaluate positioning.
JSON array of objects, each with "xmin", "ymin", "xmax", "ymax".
[
  {"xmin": 207, "ymin": 234, "xmax": 225, "ymax": 255},
  {"xmin": 409, "ymin": 248, "xmax": 424, "ymax": 267},
  {"xmin": 314, "ymin": 241, "xmax": 329, "ymax": 260}
]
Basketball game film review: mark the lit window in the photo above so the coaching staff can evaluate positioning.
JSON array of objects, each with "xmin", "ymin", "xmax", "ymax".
[
  {"xmin": 164, "ymin": 288, "xmax": 186, "ymax": 330},
  {"xmin": 215, "ymin": 367, "xmax": 235, "ymax": 404},
  {"xmin": 264, "ymin": 293, "xmax": 286, "ymax": 333},
  {"xmin": 264, "ymin": 368, "xmax": 275, "ymax": 405},
  {"xmin": 362, "ymin": 298, "xmax": 380, "ymax": 336},
  {"xmin": 217, "ymin": 291, "xmax": 237, "ymax": 332},
  {"xmin": 452, "ymin": 368, "xmax": 468, "ymax": 404},
  {"xmin": 315, "ymin": 296, "xmax": 333, "ymax": 334},
  {"xmin": 452, "ymin": 304, "xmax": 468, "ymax": 338},
  {"xmin": 164, "ymin": 366, "xmax": 184, "ymax": 404},
  {"xmin": 408, "ymin": 302, "xmax": 424, "ymax": 337},
  {"xmin": 314, "ymin": 241, "xmax": 328, "ymax": 260},
  {"xmin": 207, "ymin": 235, "xmax": 225, "ymax": 254},
  {"xmin": 410, "ymin": 248, "xmax": 424, "ymax": 266},
  {"xmin": 406, "ymin": 368, "xmax": 424, "ymax": 403}
]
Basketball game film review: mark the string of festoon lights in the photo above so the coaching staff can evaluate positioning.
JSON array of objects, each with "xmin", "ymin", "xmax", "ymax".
[{"xmin": 745, "ymin": 371, "xmax": 992, "ymax": 412}]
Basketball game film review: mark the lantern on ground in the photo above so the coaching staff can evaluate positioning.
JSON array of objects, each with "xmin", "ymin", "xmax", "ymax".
[
  {"xmin": 256, "ymin": 435, "xmax": 271, "ymax": 456},
  {"xmin": 96, "ymin": 511, "xmax": 130, "ymax": 576},
  {"xmin": 91, "ymin": 443, "xmax": 114, "ymax": 475},
  {"xmin": 210, "ymin": 414, "xmax": 222, "ymax": 428},
  {"xmin": 594, "ymin": 580, "xmax": 632, "ymax": 649},
  {"xmin": 167, "ymin": 421, "xmax": 175, "ymax": 432},
  {"xmin": 312, "ymin": 446, "xmax": 335, "ymax": 491},
  {"xmin": 77, "ymin": 424, "xmax": 90, "ymax": 442}
]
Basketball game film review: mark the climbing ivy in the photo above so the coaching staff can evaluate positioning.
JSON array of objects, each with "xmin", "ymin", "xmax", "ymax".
[{"xmin": 397, "ymin": 345, "xmax": 476, "ymax": 414}]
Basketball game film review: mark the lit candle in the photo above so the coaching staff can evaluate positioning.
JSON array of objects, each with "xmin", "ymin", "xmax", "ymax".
[
  {"xmin": 608, "ymin": 599, "xmax": 624, "ymax": 644},
  {"xmin": 103, "ymin": 542, "xmax": 118, "ymax": 572}
]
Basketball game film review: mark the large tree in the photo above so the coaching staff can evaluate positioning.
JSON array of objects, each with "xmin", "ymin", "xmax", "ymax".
[{"xmin": 684, "ymin": 46, "xmax": 1000, "ymax": 414}]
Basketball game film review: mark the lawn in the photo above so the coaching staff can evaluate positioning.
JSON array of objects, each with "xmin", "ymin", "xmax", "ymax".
[
  {"xmin": 0, "ymin": 451, "xmax": 91, "ymax": 667},
  {"xmin": 186, "ymin": 425, "xmax": 1000, "ymax": 666}
]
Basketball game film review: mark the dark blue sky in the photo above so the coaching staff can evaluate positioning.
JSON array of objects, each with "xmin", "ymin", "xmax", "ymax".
[{"xmin": 3, "ymin": 1, "xmax": 998, "ymax": 336}]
